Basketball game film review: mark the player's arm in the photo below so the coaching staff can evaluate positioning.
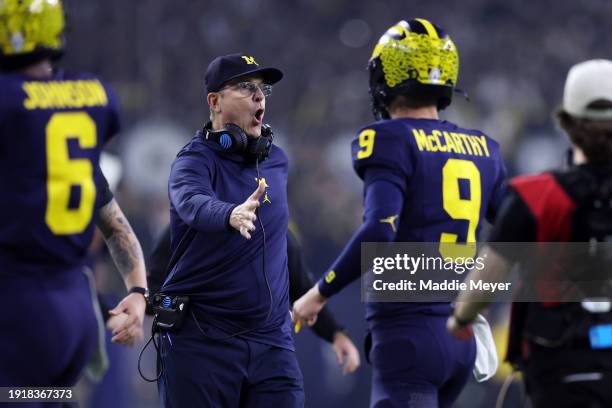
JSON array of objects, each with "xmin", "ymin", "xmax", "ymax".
[
  {"xmin": 293, "ymin": 169, "xmax": 404, "ymax": 325},
  {"xmin": 449, "ymin": 188, "xmax": 536, "ymax": 336},
  {"xmin": 293, "ymin": 125, "xmax": 409, "ymax": 324},
  {"xmin": 319, "ymin": 126, "xmax": 409, "ymax": 298},
  {"xmin": 318, "ymin": 174, "xmax": 404, "ymax": 297},
  {"xmin": 97, "ymin": 196, "xmax": 147, "ymax": 345},
  {"xmin": 97, "ymin": 199, "xmax": 147, "ymax": 290},
  {"xmin": 448, "ymin": 246, "xmax": 512, "ymax": 339}
]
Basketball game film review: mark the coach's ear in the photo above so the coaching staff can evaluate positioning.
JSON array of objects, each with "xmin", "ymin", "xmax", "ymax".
[{"xmin": 207, "ymin": 92, "xmax": 222, "ymax": 115}]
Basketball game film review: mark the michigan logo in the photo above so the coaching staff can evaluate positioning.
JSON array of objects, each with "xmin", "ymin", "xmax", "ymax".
[
  {"xmin": 241, "ymin": 56, "xmax": 258, "ymax": 65},
  {"xmin": 254, "ymin": 177, "xmax": 269, "ymax": 188}
]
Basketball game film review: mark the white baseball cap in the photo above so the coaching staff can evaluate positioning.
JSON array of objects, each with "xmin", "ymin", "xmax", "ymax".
[{"xmin": 563, "ymin": 59, "xmax": 612, "ymax": 120}]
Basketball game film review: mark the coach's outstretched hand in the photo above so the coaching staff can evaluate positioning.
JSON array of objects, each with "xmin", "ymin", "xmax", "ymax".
[
  {"xmin": 292, "ymin": 284, "xmax": 327, "ymax": 328},
  {"xmin": 230, "ymin": 180, "xmax": 266, "ymax": 239},
  {"xmin": 108, "ymin": 293, "xmax": 146, "ymax": 346}
]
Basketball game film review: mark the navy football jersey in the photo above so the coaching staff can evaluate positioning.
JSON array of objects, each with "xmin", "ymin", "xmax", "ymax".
[
  {"xmin": 318, "ymin": 117, "xmax": 507, "ymax": 299},
  {"xmin": 352, "ymin": 117, "xmax": 506, "ymax": 247},
  {"xmin": 0, "ymin": 70, "xmax": 120, "ymax": 277},
  {"xmin": 349, "ymin": 117, "xmax": 506, "ymax": 320}
]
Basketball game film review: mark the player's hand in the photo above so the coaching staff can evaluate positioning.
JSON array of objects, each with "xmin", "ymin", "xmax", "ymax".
[
  {"xmin": 109, "ymin": 293, "xmax": 146, "ymax": 346},
  {"xmin": 230, "ymin": 180, "xmax": 266, "ymax": 239},
  {"xmin": 106, "ymin": 312, "xmax": 128, "ymax": 332},
  {"xmin": 292, "ymin": 285, "xmax": 327, "ymax": 328},
  {"xmin": 446, "ymin": 315, "xmax": 474, "ymax": 341},
  {"xmin": 332, "ymin": 331, "xmax": 361, "ymax": 375}
]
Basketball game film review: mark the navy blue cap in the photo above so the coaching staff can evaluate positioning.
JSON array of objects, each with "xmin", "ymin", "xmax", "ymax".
[{"xmin": 205, "ymin": 53, "xmax": 284, "ymax": 93}]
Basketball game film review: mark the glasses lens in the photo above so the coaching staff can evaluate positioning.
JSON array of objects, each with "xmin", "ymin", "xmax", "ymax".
[
  {"xmin": 234, "ymin": 82, "xmax": 254, "ymax": 93},
  {"xmin": 231, "ymin": 82, "xmax": 272, "ymax": 97}
]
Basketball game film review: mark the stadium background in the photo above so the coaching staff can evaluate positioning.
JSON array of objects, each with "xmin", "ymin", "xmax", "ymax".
[{"xmin": 63, "ymin": 0, "xmax": 612, "ymax": 406}]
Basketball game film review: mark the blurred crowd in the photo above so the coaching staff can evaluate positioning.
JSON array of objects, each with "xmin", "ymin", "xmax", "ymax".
[{"xmin": 63, "ymin": 0, "xmax": 612, "ymax": 406}]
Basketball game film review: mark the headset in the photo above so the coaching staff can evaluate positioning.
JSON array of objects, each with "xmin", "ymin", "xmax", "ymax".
[{"xmin": 204, "ymin": 121, "xmax": 274, "ymax": 163}]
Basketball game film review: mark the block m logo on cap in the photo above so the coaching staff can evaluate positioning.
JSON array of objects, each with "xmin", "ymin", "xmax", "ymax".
[{"xmin": 241, "ymin": 55, "xmax": 258, "ymax": 65}]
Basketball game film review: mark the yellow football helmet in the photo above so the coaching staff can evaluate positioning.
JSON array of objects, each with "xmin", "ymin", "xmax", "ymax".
[
  {"xmin": 368, "ymin": 19, "xmax": 459, "ymax": 119},
  {"xmin": 0, "ymin": 0, "xmax": 65, "ymax": 61}
]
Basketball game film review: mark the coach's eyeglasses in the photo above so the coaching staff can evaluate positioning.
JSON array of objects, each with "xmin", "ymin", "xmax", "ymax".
[{"xmin": 223, "ymin": 81, "xmax": 273, "ymax": 98}]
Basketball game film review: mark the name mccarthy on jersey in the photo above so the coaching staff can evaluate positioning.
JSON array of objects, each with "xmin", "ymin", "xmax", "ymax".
[{"xmin": 412, "ymin": 128, "xmax": 490, "ymax": 157}]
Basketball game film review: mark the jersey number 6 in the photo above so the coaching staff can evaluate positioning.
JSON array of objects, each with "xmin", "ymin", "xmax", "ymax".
[{"xmin": 45, "ymin": 112, "xmax": 97, "ymax": 235}]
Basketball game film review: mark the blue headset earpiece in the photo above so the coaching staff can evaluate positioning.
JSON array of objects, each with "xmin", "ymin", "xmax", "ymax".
[
  {"xmin": 205, "ymin": 122, "xmax": 248, "ymax": 153},
  {"xmin": 204, "ymin": 122, "xmax": 273, "ymax": 162}
]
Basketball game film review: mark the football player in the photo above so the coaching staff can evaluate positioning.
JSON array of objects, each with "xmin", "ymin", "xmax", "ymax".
[
  {"xmin": 0, "ymin": 0, "xmax": 147, "ymax": 390},
  {"xmin": 293, "ymin": 19, "xmax": 507, "ymax": 407}
]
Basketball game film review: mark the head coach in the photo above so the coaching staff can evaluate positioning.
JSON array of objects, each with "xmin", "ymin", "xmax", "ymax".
[{"xmin": 157, "ymin": 53, "xmax": 304, "ymax": 407}]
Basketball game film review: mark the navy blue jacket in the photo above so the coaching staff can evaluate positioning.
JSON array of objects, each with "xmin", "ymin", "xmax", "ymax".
[{"xmin": 162, "ymin": 132, "xmax": 293, "ymax": 350}]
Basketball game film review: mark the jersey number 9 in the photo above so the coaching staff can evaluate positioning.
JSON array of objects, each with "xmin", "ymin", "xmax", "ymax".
[
  {"xmin": 440, "ymin": 158, "xmax": 481, "ymax": 259},
  {"xmin": 357, "ymin": 129, "xmax": 376, "ymax": 159}
]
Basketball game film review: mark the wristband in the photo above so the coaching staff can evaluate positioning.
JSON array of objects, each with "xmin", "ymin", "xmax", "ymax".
[{"xmin": 129, "ymin": 286, "xmax": 149, "ymax": 301}]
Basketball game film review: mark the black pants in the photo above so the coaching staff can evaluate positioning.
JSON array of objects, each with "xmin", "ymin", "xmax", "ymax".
[{"xmin": 524, "ymin": 347, "xmax": 612, "ymax": 408}]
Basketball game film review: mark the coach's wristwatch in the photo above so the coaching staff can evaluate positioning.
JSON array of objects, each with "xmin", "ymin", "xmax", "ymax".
[{"xmin": 129, "ymin": 286, "xmax": 150, "ymax": 302}]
